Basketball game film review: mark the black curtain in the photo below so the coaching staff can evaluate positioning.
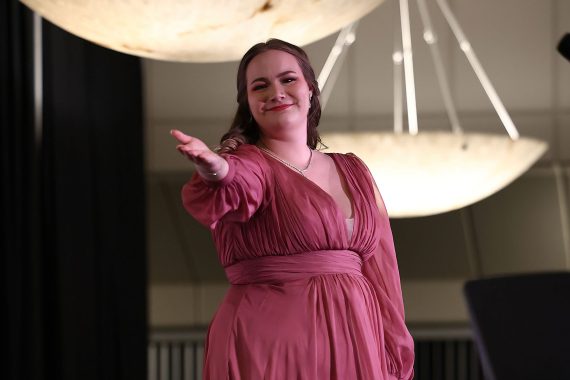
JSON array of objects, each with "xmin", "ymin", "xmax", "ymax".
[
  {"xmin": 2, "ymin": 1, "xmax": 147, "ymax": 379},
  {"xmin": 1, "ymin": 2, "xmax": 42, "ymax": 379}
]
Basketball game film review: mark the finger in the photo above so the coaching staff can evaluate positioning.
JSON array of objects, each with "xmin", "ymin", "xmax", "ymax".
[
  {"xmin": 177, "ymin": 145, "xmax": 206, "ymax": 156},
  {"xmin": 177, "ymin": 148, "xmax": 200, "ymax": 164},
  {"xmin": 181, "ymin": 151, "xmax": 208, "ymax": 163},
  {"xmin": 176, "ymin": 144, "xmax": 196, "ymax": 151},
  {"xmin": 176, "ymin": 146, "xmax": 196, "ymax": 159},
  {"xmin": 170, "ymin": 129, "xmax": 193, "ymax": 144},
  {"xmin": 177, "ymin": 147, "xmax": 209, "ymax": 164}
]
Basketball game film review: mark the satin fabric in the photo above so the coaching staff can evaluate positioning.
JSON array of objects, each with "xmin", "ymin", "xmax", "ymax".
[
  {"xmin": 182, "ymin": 144, "xmax": 414, "ymax": 380},
  {"xmin": 225, "ymin": 249, "xmax": 363, "ymax": 285}
]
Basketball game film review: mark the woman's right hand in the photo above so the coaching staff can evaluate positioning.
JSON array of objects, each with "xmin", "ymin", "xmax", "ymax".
[{"xmin": 170, "ymin": 129, "xmax": 229, "ymax": 181}]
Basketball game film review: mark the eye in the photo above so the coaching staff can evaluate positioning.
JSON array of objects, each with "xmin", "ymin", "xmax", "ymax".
[
  {"xmin": 251, "ymin": 82, "xmax": 267, "ymax": 91},
  {"xmin": 282, "ymin": 77, "xmax": 297, "ymax": 84}
]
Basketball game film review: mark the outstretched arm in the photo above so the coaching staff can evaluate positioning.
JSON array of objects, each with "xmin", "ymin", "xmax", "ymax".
[
  {"xmin": 171, "ymin": 129, "xmax": 229, "ymax": 181},
  {"xmin": 173, "ymin": 131, "xmax": 269, "ymax": 229}
]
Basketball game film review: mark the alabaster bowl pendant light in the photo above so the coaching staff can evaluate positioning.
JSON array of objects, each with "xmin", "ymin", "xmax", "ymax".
[
  {"xmin": 318, "ymin": 0, "xmax": 547, "ymax": 218},
  {"xmin": 323, "ymin": 132, "xmax": 546, "ymax": 218},
  {"xmin": 20, "ymin": 0, "xmax": 385, "ymax": 62}
]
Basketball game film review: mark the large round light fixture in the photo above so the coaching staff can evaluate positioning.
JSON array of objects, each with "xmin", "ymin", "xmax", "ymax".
[
  {"xmin": 20, "ymin": 0, "xmax": 385, "ymax": 62},
  {"xmin": 322, "ymin": 131, "xmax": 547, "ymax": 218},
  {"xmin": 315, "ymin": 0, "xmax": 549, "ymax": 218}
]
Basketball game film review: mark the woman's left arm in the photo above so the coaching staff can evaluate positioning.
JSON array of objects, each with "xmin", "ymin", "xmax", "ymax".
[{"xmin": 362, "ymin": 174, "xmax": 415, "ymax": 380}]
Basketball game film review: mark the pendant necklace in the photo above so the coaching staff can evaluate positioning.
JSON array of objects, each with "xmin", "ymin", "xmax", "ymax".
[{"xmin": 258, "ymin": 143, "xmax": 313, "ymax": 177}]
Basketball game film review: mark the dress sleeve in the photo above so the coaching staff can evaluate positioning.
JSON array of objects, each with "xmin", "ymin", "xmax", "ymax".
[
  {"xmin": 361, "ymin": 166, "xmax": 415, "ymax": 380},
  {"xmin": 181, "ymin": 145, "xmax": 269, "ymax": 230}
]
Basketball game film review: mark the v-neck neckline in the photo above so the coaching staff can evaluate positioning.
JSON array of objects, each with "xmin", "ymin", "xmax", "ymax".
[
  {"xmin": 257, "ymin": 146, "xmax": 358, "ymax": 244},
  {"xmin": 306, "ymin": 153, "xmax": 358, "ymax": 245},
  {"xmin": 322, "ymin": 153, "xmax": 355, "ymax": 220}
]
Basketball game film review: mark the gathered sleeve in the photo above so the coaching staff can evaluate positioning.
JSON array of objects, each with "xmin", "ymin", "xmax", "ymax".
[
  {"xmin": 362, "ymin": 169, "xmax": 415, "ymax": 380},
  {"xmin": 181, "ymin": 145, "xmax": 269, "ymax": 230}
]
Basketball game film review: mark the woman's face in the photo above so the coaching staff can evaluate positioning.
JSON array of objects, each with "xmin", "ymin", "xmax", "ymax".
[{"xmin": 245, "ymin": 49, "xmax": 312, "ymax": 139}]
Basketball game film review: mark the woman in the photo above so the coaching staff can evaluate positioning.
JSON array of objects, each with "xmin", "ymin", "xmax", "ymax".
[{"xmin": 171, "ymin": 39, "xmax": 414, "ymax": 380}]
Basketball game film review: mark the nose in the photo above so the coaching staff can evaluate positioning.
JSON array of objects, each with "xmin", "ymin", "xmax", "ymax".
[{"xmin": 267, "ymin": 83, "xmax": 285, "ymax": 102}]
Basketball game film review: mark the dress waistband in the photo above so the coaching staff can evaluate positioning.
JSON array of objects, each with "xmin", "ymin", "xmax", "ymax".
[{"xmin": 224, "ymin": 250, "xmax": 363, "ymax": 285}]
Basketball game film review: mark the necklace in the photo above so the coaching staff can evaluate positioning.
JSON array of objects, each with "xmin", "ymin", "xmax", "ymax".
[{"xmin": 258, "ymin": 143, "xmax": 313, "ymax": 177}]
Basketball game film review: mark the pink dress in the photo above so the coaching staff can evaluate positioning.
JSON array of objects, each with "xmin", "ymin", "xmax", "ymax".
[{"xmin": 182, "ymin": 144, "xmax": 415, "ymax": 380}]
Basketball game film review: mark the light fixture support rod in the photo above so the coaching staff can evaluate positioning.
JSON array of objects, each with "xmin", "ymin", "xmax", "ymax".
[
  {"xmin": 436, "ymin": 0, "xmax": 520, "ymax": 140},
  {"xmin": 393, "ymin": 8, "xmax": 404, "ymax": 134},
  {"xmin": 399, "ymin": 0, "xmax": 419, "ymax": 135},
  {"xmin": 393, "ymin": 52, "xmax": 404, "ymax": 134},
  {"xmin": 416, "ymin": 0, "xmax": 462, "ymax": 134},
  {"xmin": 318, "ymin": 22, "xmax": 358, "ymax": 110}
]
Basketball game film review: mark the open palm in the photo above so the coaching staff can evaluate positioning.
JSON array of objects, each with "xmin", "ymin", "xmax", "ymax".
[{"xmin": 171, "ymin": 129, "xmax": 225, "ymax": 174}]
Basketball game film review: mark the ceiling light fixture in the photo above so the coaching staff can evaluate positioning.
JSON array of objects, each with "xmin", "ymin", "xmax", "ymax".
[
  {"xmin": 20, "ymin": 0, "xmax": 385, "ymax": 62},
  {"xmin": 319, "ymin": 0, "xmax": 547, "ymax": 218}
]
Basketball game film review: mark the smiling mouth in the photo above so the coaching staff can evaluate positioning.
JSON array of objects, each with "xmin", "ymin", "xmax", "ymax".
[{"xmin": 267, "ymin": 104, "xmax": 292, "ymax": 112}]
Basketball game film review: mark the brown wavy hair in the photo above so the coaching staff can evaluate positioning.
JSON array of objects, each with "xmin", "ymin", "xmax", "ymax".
[{"xmin": 218, "ymin": 39, "xmax": 322, "ymax": 153}]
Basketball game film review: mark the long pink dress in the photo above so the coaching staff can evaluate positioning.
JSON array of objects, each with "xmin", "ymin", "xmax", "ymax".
[{"xmin": 182, "ymin": 144, "xmax": 415, "ymax": 380}]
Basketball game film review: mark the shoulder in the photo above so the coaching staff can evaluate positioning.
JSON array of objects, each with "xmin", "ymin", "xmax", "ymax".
[
  {"xmin": 222, "ymin": 143, "xmax": 263, "ymax": 158},
  {"xmin": 321, "ymin": 151, "xmax": 373, "ymax": 183},
  {"xmin": 324, "ymin": 151, "xmax": 367, "ymax": 168},
  {"xmin": 321, "ymin": 150, "xmax": 359, "ymax": 159},
  {"xmin": 220, "ymin": 143, "xmax": 272, "ymax": 177},
  {"xmin": 220, "ymin": 143, "xmax": 269, "ymax": 165}
]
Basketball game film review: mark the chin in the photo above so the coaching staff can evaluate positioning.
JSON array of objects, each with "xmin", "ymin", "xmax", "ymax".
[{"xmin": 273, "ymin": 115, "xmax": 305, "ymax": 128}]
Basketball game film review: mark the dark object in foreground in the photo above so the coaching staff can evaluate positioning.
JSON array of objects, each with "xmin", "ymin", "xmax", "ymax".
[
  {"xmin": 558, "ymin": 33, "xmax": 570, "ymax": 61},
  {"xmin": 464, "ymin": 272, "xmax": 570, "ymax": 380}
]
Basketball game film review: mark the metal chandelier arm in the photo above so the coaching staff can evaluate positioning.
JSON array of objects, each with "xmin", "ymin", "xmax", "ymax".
[
  {"xmin": 398, "ymin": 0, "xmax": 419, "ymax": 135},
  {"xmin": 393, "ymin": 0, "xmax": 404, "ymax": 134},
  {"xmin": 318, "ymin": 21, "xmax": 359, "ymax": 110},
  {"xmin": 416, "ymin": 0, "xmax": 462, "ymax": 135},
  {"xmin": 436, "ymin": 0, "xmax": 520, "ymax": 140}
]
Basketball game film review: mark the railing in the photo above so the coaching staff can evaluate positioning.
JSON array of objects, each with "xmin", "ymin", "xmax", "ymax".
[
  {"xmin": 148, "ymin": 324, "xmax": 483, "ymax": 380},
  {"xmin": 412, "ymin": 325, "xmax": 483, "ymax": 380},
  {"xmin": 148, "ymin": 328, "xmax": 206, "ymax": 380}
]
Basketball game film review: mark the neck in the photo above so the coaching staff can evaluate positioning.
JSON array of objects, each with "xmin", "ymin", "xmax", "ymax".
[{"xmin": 258, "ymin": 137, "xmax": 311, "ymax": 167}]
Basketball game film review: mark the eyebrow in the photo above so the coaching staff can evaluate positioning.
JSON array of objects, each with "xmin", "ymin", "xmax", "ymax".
[{"xmin": 250, "ymin": 70, "xmax": 297, "ymax": 85}]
